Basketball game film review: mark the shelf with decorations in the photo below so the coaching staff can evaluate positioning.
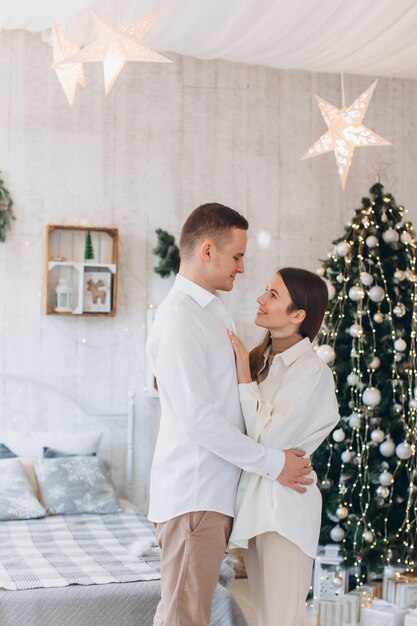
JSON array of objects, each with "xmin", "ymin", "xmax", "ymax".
[{"xmin": 44, "ymin": 225, "xmax": 118, "ymax": 316}]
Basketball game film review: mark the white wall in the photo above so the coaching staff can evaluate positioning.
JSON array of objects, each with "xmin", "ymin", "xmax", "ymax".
[{"xmin": 0, "ymin": 30, "xmax": 416, "ymax": 510}]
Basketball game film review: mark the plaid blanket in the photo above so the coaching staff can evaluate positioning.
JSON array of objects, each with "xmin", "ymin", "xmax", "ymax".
[{"xmin": 0, "ymin": 512, "xmax": 161, "ymax": 590}]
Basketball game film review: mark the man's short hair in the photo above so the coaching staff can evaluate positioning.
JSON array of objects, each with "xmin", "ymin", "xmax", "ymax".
[{"xmin": 179, "ymin": 203, "xmax": 248, "ymax": 258}]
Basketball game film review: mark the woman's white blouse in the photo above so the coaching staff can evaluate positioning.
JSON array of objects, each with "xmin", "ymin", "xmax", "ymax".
[{"xmin": 229, "ymin": 338, "xmax": 340, "ymax": 559}]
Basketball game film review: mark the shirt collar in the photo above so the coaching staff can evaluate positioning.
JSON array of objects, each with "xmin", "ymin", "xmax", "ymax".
[
  {"xmin": 262, "ymin": 337, "xmax": 312, "ymax": 368},
  {"xmin": 174, "ymin": 274, "xmax": 219, "ymax": 308}
]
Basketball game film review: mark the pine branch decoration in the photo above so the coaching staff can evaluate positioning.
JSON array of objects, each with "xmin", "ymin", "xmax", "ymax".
[
  {"xmin": 0, "ymin": 173, "xmax": 16, "ymax": 243},
  {"xmin": 153, "ymin": 228, "xmax": 180, "ymax": 278}
]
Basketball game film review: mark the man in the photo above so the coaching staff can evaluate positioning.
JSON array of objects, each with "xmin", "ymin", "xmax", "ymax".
[{"xmin": 147, "ymin": 203, "xmax": 313, "ymax": 626}]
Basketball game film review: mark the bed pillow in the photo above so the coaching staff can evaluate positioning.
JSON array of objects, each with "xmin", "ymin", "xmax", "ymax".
[
  {"xmin": 0, "ymin": 430, "xmax": 103, "ymax": 457},
  {"xmin": 43, "ymin": 447, "xmax": 97, "ymax": 458},
  {"xmin": 35, "ymin": 457, "xmax": 121, "ymax": 515},
  {"xmin": 0, "ymin": 443, "xmax": 17, "ymax": 459},
  {"xmin": 0, "ymin": 459, "xmax": 46, "ymax": 520}
]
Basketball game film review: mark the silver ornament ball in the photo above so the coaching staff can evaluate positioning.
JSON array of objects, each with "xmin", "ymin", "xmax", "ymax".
[
  {"xmin": 396, "ymin": 442, "xmax": 413, "ymax": 460},
  {"xmin": 366, "ymin": 235, "xmax": 378, "ymax": 249},
  {"xmin": 379, "ymin": 439, "xmax": 396, "ymax": 457},
  {"xmin": 332, "ymin": 429, "xmax": 346, "ymax": 443},
  {"xmin": 371, "ymin": 428, "xmax": 385, "ymax": 443},
  {"xmin": 379, "ymin": 470, "xmax": 394, "ymax": 487},
  {"xmin": 349, "ymin": 285, "xmax": 365, "ymax": 301},
  {"xmin": 363, "ymin": 387, "xmax": 382, "ymax": 407},
  {"xmin": 360, "ymin": 272, "xmax": 374, "ymax": 286},
  {"xmin": 369, "ymin": 286, "xmax": 385, "ymax": 303},
  {"xmin": 330, "ymin": 525, "xmax": 345, "ymax": 542},
  {"xmin": 316, "ymin": 344, "xmax": 336, "ymax": 364}
]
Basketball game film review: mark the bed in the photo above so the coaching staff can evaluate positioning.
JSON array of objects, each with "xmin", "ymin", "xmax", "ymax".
[{"xmin": 0, "ymin": 375, "xmax": 248, "ymax": 626}]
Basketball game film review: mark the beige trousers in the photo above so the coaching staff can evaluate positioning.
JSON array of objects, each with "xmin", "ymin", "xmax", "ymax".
[
  {"xmin": 244, "ymin": 532, "xmax": 313, "ymax": 626},
  {"xmin": 153, "ymin": 511, "xmax": 233, "ymax": 626}
]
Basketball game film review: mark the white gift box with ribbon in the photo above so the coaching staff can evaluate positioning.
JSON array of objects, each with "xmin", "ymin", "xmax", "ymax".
[
  {"xmin": 405, "ymin": 607, "xmax": 417, "ymax": 625},
  {"xmin": 360, "ymin": 599, "xmax": 408, "ymax": 626},
  {"xmin": 318, "ymin": 598, "xmax": 343, "ymax": 626}
]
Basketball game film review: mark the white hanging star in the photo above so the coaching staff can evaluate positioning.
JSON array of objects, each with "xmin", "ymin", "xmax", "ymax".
[
  {"xmin": 301, "ymin": 80, "xmax": 391, "ymax": 190},
  {"xmin": 51, "ymin": 22, "xmax": 85, "ymax": 105},
  {"xmin": 65, "ymin": 12, "xmax": 172, "ymax": 95}
]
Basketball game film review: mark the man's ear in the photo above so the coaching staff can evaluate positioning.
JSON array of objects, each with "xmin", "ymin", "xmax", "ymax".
[{"xmin": 200, "ymin": 240, "xmax": 213, "ymax": 263}]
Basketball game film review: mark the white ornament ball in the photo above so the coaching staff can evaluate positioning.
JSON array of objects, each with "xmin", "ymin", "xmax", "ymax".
[
  {"xmin": 373, "ymin": 312, "xmax": 384, "ymax": 324},
  {"xmin": 360, "ymin": 272, "xmax": 374, "ymax": 286},
  {"xmin": 336, "ymin": 241, "xmax": 351, "ymax": 257},
  {"xmin": 371, "ymin": 428, "xmax": 385, "ymax": 443},
  {"xmin": 330, "ymin": 525, "xmax": 345, "ymax": 542},
  {"xmin": 341, "ymin": 450, "xmax": 354, "ymax": 463},
  {"xmin": 409, "ymin": 399, "xmax": 417, "ymax": 409},
  {"xmin": 349, "ymin": 413, "xmax": 360, "ymax": 428},
  {"xmin": 369, "ymin": 356, "xmax": 381, "ymax": 369},
  {"xmin": 369, "ymin": 286, "xmax": 385, "ymax": 302},
  {"xmin": 363, "ymin": 387, "xmax": 382, "ymax": 407},
  {"xmin": 347, "ymin": 372, "xmax": 360, "ymax": 386},
  {"xmin": 336, "ymin": 506, "xmax": 349, "ymax": 520},
  {"xmin": 380, "ymin": 439, "xmax": 396, "ymax": 457},
  {"xmin": 393, "ymin": 303, "xmax": 406, "ymax": 318},
  {"xmin": 379, "ymin": 470, "xmax": 394, "ymax": 486},
  {"xmin": 349, "ymin": 285, "xmax": 365, "ymax": 301},
  {"xmin": 394, "ymin": 269, "xmax": 405, "ymax": 281},
  {"xmin": 349, "ymin": 323, "xmax": 363, "ymax": 338},
  {"xmin": 332, "ymin": 429, "xmax": 346, "ymax": 443},
  {"xmin": 332, "ymin": 574, "xmax": 344, "ymax": 589},
  {"xmin": 336, "ymin": 274, "xmax": 344, "ymax": 283},
  {"xmin": 366, "ymin": 235, "xmax": 378, "ymax": 248},
  {"xmin": 394, "ymin": 353, "xmax": 404, "ymax": 362},
  {"xmin": 376, "ymin": 485, "xmax": 390, "ymax": 498},
  {"xmin": 394, "ymin": 338, "xmax": 407, "ymax": 352},
  {"xmin": 326, "ymin": 281, "xmax": 336, "ymax": 300},
  {"xmin": 363, "ymin": 530, "xmax": 374, "ymax": 543},
  {"xmin": 400, "ymin": 232, "xmax": 412, "ymax": 244},
  {"xmin": 316, "ymin": 344, "xmax": 336, "ymax": 364},
  {"xmin": 382, "ymin": 228, "xmax": 400, "ymax": 244},
  {"xmin": 396, "ymin": 442, "xmax": 412, "ymax": 460}
]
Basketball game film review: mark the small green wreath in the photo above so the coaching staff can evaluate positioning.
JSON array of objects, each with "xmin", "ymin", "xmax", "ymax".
[
  {"xmin": 0, "ymin": 173, "xmax": 16, "ymax": 243},
  {"xmin": 153, "ymin": 228, "xmax": 180, "ymax": 278}
]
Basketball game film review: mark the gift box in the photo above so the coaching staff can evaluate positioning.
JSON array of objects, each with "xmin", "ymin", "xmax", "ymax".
[
  {"xmin": 405, "ymin": 608, "xmax": 417, "ymax": 625},
  {"xmin": 360, "ymin": 599, "xmax": 408, "ymax": 626},
  {"xmin": 318, "ymin": 598, "xmax": 343, "ymax": 626},
  {"xmin": 383, "ymin": 567, "xmax": 406, "ymax": 603},
  {"xmin": 342, "ymin": 592, "xmax": 361, "ymax": 625}
]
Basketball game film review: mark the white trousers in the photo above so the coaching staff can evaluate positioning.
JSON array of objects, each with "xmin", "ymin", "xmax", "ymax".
[{"xmin": 243, "ymin": 532, "xmax": 313, "ymax": 626}]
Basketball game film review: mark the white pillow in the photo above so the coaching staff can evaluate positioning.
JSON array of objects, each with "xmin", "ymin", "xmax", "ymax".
[{"xmin": 0, "ymin": 430, "xmax": 102, "ymax": 457}]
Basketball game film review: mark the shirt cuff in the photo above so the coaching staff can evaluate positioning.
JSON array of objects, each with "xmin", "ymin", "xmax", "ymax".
[
  {"xmin": 238, "ymin": 382, "xmax": 260, "ymax": 402},
  {"xmin": 262, "ymin": 447, "xmax": 285, "ymax": 480}
]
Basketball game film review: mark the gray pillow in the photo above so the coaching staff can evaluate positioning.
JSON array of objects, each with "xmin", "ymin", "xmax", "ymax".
[
  {"xmin": 0, "ymin": 459, "xmax": 46, "ymax": 520},
  {"xmin": 43, "ymin": 447, "xmax": 96, "ymax": 458},
  {"xmin": 35, "ymin": 456, "xmax": 121, "ymax": 515},
  {"xmin": 0, "ymin": 442, "xmax": 17, "ymax": 459}
]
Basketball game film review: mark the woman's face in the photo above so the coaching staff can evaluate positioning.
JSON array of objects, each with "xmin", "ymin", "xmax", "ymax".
[{"xmin": 255, "ymin": 273, "xmax": 304, "ymax": 336}]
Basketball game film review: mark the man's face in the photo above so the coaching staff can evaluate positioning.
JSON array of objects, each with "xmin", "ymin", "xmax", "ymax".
[{"xmin": 208, "ymin": 228, "xmax": 247, "ymax": 291}]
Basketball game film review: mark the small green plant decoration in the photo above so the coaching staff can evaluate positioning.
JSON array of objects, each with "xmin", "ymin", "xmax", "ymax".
[
  {"xmin": 153, "ymin": 228, "xmax": 180, "ymax": 277},
  {"xmin": 84, "ymin": 230, "xmax": 94, "ymax": 261},
  {"xmin": 0, "ymin": 173, "xmax": 16, "ymax": 243}
]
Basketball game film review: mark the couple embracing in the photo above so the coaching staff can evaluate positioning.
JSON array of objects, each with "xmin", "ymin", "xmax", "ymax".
[{"xmin": 147, "ymin": 203, "xmax": 340, "ymax": 626}]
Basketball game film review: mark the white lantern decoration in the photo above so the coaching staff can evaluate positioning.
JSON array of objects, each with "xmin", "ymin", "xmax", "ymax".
[
  {"xmin": 363, "ymin": 387, "xmax": 381, "ymax": 407},
  {"xmin": 347, "ymin": 372, "xmax": 360, "ymax": 386},
  {"xmin": 348, "ymin": 412, "xmax": 360, "ymax": 428},
  {"xmin": 396, "ymin": 442, "xmax": 412, "ymax": 460},
  {"xmin": 335, "ymin": 241, "xmax": 351, "ymax": 257},
  {"xmin": 54, "ymin": 277, "xmax": 73, "ymax": 313},
  {"xmin": 360, "ymin": 272, "xmax": 374, "ymax": 286},
  {"xmin": 326, "ymin": 280, "xmax": 336, "ymax": 300},
  {"xmin": 332, "ymin": 429, "xmax": 346, "ymax": 443},
  {"xmin": 341, "ymin": 449, "xmax": 354, "ymax": 463},
  {"xmin": 394, "ymin": 338, "xmax": 407, "ymax": 352},
  {"xmin": 366, "ymin": 235, "xmax": 378, "ymax": 248},
  {"xmin": 363, "ymin": 530, "xmax": 374, "ymax": 543},
  {"xmin": 369, "ymin": 356, "xmax": 381, "ymax": 369},
  {"xmin": 349, "ymin": 323, "xmax": 363, "ymax": 338},
  {"xmin": 349, "ymin": 285, "xmax": 365, "ymax": 301},
  {"xmin": 336, "ymin": 506, "xmax": 349, "ymax": 520},
  {"xmin": 382, "ymin": 228, "xmax": 399, "ymax": 244},
  {"xmin": 316, "ymin": 344, "xmax": 335, "ymax": 364},
  {"xmin": 379, "ymin": 470, "xmax": 394, "ymax": 486},
  {"xmin": 400, "ymin": 231, "xmax": 412, "ymax": 244},
  {"xmin": 371, "ymin": 428, "xmax": 385, "ymax": 443},
  {"xmin": 380, "ymin": 438, "xmax": 396, "ymax": 457},
  {"xmin": 330, "ymin": 525, "xmax": 345, "ymax": 542},
  {"xmin": 369, "ymin": 286, "xmax": 385, "ymax": 302},
  {"xmin": 373, "ymin": 311, "xmax": 384, "ymax": 323}
]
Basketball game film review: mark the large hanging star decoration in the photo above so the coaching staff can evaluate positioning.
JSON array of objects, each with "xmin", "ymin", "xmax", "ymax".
[
  {"xmin": 65, "ymin": 12, "xmax": 172, "ymax": 95},
  {"xmin": 301, "ymin": 80, "xmax": 391, "ymax": 190},
  {"xmin": 51, "ymin": 22, "xmax": 85, "ymax": 105}
]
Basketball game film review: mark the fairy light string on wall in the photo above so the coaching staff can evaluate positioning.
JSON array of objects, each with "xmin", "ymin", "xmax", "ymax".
[{"xmin": 314, "ymin": 182, "xmax": 417, "ymax": 582}]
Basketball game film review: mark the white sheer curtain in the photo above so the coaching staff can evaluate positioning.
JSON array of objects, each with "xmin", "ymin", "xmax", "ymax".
[{"xmin": 1, "ymin": 0, "xmax": 417, "ymax": 78}]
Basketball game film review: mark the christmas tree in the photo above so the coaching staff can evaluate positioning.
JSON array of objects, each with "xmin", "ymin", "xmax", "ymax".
[
  {"xmin": 313, "ymin": 182, "xmax": 417, "ymax": 581},
  {"xmin": 153, "ymin": 228, "xmax": 180, "ymax": 277},
  {"xmin": 84, "ymin": 230, "xmax": 94, "ymax": 261}
]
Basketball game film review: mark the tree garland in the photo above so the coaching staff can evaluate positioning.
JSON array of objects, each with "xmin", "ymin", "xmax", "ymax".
[
  {"xmin": 0, "ymin": 173, "xmax": 16, "ymax": 242},
  {"xmin": 153, "ymin": 229, "xmax": 180, "ymax": 277}
]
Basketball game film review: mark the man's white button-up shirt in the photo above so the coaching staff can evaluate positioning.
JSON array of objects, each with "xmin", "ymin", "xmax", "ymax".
[{"xmin": 146, "ymin": 275, "xmax": 285, "ymax": 523}]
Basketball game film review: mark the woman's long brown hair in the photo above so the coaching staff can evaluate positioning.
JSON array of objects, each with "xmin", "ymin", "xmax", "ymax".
[{"xmin": 248, "ymin": 267, "xmax": 328, "ymax": 380}]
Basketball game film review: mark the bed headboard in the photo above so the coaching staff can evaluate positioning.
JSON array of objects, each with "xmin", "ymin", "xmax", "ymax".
[{"xmin": 0, "ymin": 373, "xmax": 136, "ymax": 501}]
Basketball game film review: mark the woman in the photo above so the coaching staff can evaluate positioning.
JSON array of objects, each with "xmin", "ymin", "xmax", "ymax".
[{"xmin": 228, "ymin": 267, "xmax": 340, "ymax": 626}]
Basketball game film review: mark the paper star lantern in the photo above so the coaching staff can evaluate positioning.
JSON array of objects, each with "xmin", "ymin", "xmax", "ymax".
[
  {"xmin": 301, "ymin": 80, "xmax": 391, "ymax": 190},
  {"xmin": 66, "ymin": 12, "xmax": 172, "ymax": 95},
  {"xmin": 51, "ymin": 22, "xmax": 85, "ymax": 105}
]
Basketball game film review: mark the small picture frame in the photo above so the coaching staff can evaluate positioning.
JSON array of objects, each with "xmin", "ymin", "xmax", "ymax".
[
  {"xmin": 146, "ymin": 307, "xmax": 159, "ymax": 398},
  {"xmin": 83, "ymin": 271, "xmax": 112, "ymax": 313}
]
